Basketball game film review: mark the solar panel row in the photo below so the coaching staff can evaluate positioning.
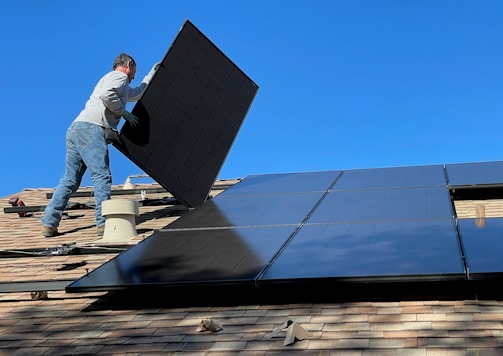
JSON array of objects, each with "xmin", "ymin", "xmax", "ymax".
[{"xmin": 67, "ymin": 162, "xmax": 503, "ymax": 292}]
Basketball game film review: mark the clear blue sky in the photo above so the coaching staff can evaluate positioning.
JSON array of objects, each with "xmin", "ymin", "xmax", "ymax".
[{"xmin": 2, "ymin": 1, "xmax": 503, "ymax": 198}]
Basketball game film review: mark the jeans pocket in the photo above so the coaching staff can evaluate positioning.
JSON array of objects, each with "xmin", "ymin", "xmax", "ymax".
[{"xmin": 75, "ymin": 122, "xmax": 107, "ymax": 149}]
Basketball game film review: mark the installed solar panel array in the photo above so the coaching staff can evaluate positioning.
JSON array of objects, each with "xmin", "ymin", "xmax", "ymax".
[{"xmin": 66, "ymin": 161, "xmax": 503, "ymax": 294}]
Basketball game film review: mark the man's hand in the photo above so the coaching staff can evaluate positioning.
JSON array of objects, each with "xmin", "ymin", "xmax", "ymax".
[
  {"xmin": 122, "ymin": 110, "xmax": 139, "ymax": 127},
  {"xmin": 143, "ymin": 61, "xmax": 162, "ymax": 84}
]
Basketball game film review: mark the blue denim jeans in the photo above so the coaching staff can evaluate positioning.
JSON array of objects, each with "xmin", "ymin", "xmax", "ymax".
[{"xmin": 42, "ymin": 121, "xmax": 112, "ymax": 228}]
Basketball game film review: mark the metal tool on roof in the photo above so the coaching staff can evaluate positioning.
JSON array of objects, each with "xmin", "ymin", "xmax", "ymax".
[
  {"xmin": 8, "ymin": 197, "xmax": 31, "ymax": 217},
  {"xmin": 3, "ymin": 200, "xmax": 94, "ymax": 215}
]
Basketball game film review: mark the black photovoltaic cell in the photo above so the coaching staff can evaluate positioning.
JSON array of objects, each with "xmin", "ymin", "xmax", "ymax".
[
  {"xmin": 458, "ymin": 218, "xmax": 503, "ymax": 277},
  {"xmin": 261, "ymin": 220, "xmax": 464, "ymax": 280},
  {"xmin": 115, "ymin": 20, "xmax": 258, "ymax": 208},
  {"xmin": 332, "ymin": 164, "xmax": 446, "ymax": 191},
  {"xmin": 446, "ymin": 161, "xmax": 503, "ymax": 187}
]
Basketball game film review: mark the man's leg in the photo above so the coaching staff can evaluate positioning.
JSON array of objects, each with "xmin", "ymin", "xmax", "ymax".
[
  {"xmin": 42, "ymin": 124, "xmax": 86, "ymax": 235},
  {"xmin": 79, "ymin": 123, "xmax": 112, "ymax": 229}
]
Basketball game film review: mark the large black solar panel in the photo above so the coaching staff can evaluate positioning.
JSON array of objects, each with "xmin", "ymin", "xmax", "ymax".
[
  {"xmin": 458, "ymin": 218, "xmax": 503, "ymax": 278},
  {"xmin": 115, "ymin": 20, "xmax": 258, "ymax": 208},
  {"xmin": 66, "ymin": 226, "xmax": 298, "ymax": 291},
  {"xmin": 333, "ymin": 165, "xmax": 446, "ymax": 191},
  {"xmin": 446, "ymin": 161, "xmax": 503, "ymax": 188},
  {"xmin": 167, "ymin": 193, "xmax": 324, "ymax": 229},
  {"xmin": 219, "ymin": 171, "xmax": 342, "ymax": 197},
  {"xmin": 307, "ymin": 187, "xmax": 454, "ymax": 224},
  {"xmin": 260, "ymin": 220, "xmax": 465, "ymax": 281}
]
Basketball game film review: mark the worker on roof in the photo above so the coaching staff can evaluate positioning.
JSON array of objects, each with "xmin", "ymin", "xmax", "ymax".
[{"xmin": 41, "ymin": 53, "xmax": 160, "ymax": 237}]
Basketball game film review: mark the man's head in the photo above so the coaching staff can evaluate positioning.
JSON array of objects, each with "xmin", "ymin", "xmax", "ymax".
[{"xmin": 113, "ymin": 53, "xmax": 137, "ymax": 82}]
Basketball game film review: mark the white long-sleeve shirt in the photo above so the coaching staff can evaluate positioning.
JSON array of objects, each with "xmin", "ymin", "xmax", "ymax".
[{"xmin": 74, "ymin": 71, "xmax": 147, "ymax": 129}]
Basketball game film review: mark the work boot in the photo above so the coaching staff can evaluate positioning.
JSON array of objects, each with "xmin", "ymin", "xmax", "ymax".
[
  {"xmin": 97, "ymin": 225, "xmax": 105, "ymax": 237},
  {"xmin": 42, "ymin": 226, "xmax": 58, "ymax": 237}
]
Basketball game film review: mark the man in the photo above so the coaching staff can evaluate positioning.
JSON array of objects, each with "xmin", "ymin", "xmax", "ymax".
[{"xmin": 42, "ymin": 53, "xmax": 159, "ymax": 237}]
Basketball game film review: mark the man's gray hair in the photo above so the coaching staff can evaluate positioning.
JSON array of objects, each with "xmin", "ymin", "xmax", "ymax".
[{"xmin": 112, "ymin": 53, "xmax": 136, "ymax": 69}]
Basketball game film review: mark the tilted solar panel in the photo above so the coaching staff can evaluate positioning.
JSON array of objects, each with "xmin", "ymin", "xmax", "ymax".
[{"xmin": 114, "ymin": 20, "xmax": 258, "ymax": 208}]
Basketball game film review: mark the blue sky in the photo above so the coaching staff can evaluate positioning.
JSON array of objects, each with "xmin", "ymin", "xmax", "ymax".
[{"xmin": 2, "ymin": 1, "xmax": 503, "ymax": 198}]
